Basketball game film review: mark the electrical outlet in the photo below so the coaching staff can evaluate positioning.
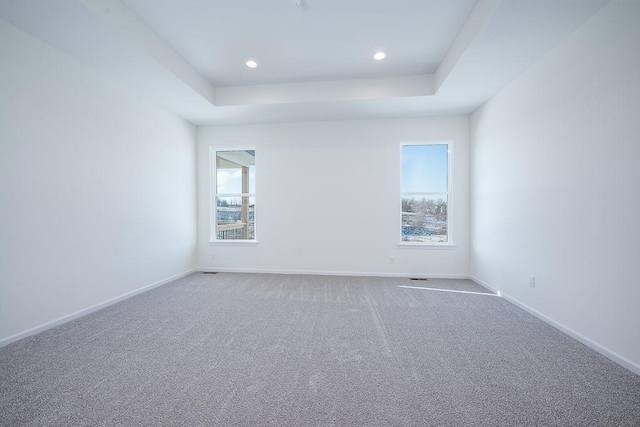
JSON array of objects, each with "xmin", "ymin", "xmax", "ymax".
[
  {"xmin": 529, "ymin": 276, "xmax": 536, "ymax": 288},
  {"xmin": 389, "ymin": 257, "xmax": 395, "ymax": 265},
  {"xmin": 211, "ymin": 254, "xmax": 216, "ymax": 261}
]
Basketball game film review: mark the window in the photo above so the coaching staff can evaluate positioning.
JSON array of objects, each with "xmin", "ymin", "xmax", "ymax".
[
  {"xmin": 212, "ymin": 149, "xmax": 256, "ymax": 241},
  {"xmin": 401, "ymin": 143, "xmax": 451, "ymax": 244}
]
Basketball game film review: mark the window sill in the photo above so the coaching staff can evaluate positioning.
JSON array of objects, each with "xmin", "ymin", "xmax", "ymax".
[
  {"xmin": 397, "ymin": 242, "xmax": 456, "ymax": 250},
  {"xmin": 209, "ymin": 240, "xmax": 259, "ymax": 247}
]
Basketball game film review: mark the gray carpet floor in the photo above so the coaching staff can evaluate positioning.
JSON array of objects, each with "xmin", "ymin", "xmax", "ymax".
[{"xmin": 1, "ymin": 273, "xmax": 639, "ymax": 426}]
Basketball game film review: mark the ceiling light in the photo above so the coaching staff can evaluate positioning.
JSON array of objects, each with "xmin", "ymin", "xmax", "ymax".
[
  {"xmin": 246, "ymin": 60, "xmax": 258, "ymax": 69},
  {"xmin": 374, "ymin": 52, "xmax": 386, "ymax": 60}
]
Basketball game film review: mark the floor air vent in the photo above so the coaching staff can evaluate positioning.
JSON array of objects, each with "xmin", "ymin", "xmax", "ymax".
[
  {"xmin": 202, "ymin": 272, "xmax": 218, "ymax": 275},
  {"xmin": 409, "ymin": 278, "xmax": 428, "ymax": 281}
]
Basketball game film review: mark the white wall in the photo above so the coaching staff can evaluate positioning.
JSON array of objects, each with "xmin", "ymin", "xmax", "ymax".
[
  {"xmin": 197, "ymin": 116, "xmax": 470, "ymax": 277},
  {"xmin": 0, "ymin": 19, "xmax": 197, "ymax": 342},
  {"xmin": 470, "ymin": 2, "xmax": 640, "ymax": 372}
]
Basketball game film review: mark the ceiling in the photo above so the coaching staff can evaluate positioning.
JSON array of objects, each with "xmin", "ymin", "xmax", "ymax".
[
  {"xmin": 122, "ymin": 0, "xmax": 479, "ymax": 86},
  {"xmin": 0, "ymin": 0, "xmax": 609, "ymax": 126}
]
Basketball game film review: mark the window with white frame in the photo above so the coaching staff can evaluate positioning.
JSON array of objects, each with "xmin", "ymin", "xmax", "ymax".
[
  {"xmin": 401, "ymin": 143, "xmax": 451, "ymax": 244},
  {"xmin": 212, "ymin": 149, "xmax": 256, "ymax": 241}
]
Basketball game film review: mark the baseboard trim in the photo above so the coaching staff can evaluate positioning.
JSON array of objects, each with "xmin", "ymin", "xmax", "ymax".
[
  {"xmin": 467, "ymin": 275, "xmax": 501, "ymax": 295},
  {"xmin": 468, "ymin": 275, "xmax": 640, "ymax": 376},
  {"xmin": 0, "ymin": 268, "xmax": 196, "ymax": 348},
  {"xmin": 197, "ymin": 266, "xmax": 469, "ymax": 280}
]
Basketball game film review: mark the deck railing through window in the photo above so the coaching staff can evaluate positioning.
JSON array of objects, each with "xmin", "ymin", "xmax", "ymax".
[{"xmin": 217, "ymin": 223, "xmax": 246, "ymax": 240}]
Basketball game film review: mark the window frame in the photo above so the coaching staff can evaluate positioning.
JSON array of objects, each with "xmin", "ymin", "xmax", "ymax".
[
  {"xmin": 209, "ymin": 146, "xmax": 258, "ymax": 245},
  {"xmin": 399, "ymin": 141, "xmax": 454, "ymax": 248}
]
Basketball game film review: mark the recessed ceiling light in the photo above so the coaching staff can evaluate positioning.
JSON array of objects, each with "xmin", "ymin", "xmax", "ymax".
[
  {"xmin": 246, "ymin": 60, "xmax": 258, "ymax": 69},
  {"xmin": 374, "ymin": 51, "xmax": 386, "ymax": 60}
]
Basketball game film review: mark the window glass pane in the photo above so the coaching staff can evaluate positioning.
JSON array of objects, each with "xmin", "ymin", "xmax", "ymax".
[
  {"xmin": 216, "ymin": 196, "xmax": 255, "ymax": 240},
  {"xmin": 401, "ymin": 144, "xmax": 448, "ymax": 193},
  {"xmin": 217, "ymin": 166, "xmax": 241, "ymax": 194},
  {"xmin": 247, "ymin": 196, "xmax": 255, "ymax": 239},
  {"xmin": 216, "ymin": 150, "xmax": 255, "ymax": 194},
  {"xmin": 249, "ymin": 165, "xmax": 255, "ymax": 194},
  {"xmin": 401, "ymin": 196, "xmax": 448, "ymax": 243}
]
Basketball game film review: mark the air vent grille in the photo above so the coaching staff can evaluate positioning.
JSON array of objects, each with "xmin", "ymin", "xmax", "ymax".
[
  {"xmin": 409, "ymin": 278, "xmax": 428, "ymax": 281},
  {"xmin": 202, "ymin": 272, "xmax": 218, "ymax": 275}
]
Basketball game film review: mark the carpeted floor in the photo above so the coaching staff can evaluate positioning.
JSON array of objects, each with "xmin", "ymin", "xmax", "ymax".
[{"xmin": 1, "ymin": 273, "xmax": 639, "ymax": 426}]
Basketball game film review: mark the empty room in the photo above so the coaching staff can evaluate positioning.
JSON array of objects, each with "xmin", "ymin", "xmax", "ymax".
[{"xmin": 1, "ymin": 0, "xmax": 639, "ymax": 425}]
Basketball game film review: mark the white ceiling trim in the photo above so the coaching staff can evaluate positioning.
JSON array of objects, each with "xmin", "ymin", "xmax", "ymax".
[{"xmin": 215, "ymin": 75, "xmax": 435, "ymax": 106}]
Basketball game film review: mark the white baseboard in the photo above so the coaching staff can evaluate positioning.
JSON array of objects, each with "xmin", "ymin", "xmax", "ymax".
[
  {"xmin": 469, "ymin": 275, "xmax": 640, "ymax": 376},
  {"xmin": 467, "ymin": 275, "xmax": 501, "ymax": 295},
  {"xmin": 0, "ymin": 268, "xmax": 196, "ymax": 348},
  {"xmin": 197, "ymin": 266, "xmax": 469, "ymax": 280}
]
